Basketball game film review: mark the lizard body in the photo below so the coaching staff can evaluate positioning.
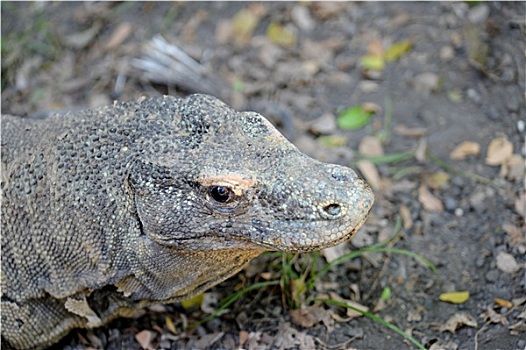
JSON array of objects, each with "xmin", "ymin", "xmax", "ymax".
[{"xmin": 1, "ymin": 94, "xmax": 373, "ymax": 349}]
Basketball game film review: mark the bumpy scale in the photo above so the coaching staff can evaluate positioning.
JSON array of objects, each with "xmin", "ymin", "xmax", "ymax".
[{"xmin": 1, "ymin": 94, "xmax": 374, "ymax": 349}]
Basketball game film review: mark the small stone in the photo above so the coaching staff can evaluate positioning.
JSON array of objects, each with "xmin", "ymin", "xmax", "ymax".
[
  {"xmin": 467, "ymin": 4, "xmax": 490, "ymax": 24},
  {"xmin": 358, "ymin": 80, "xmax": 380, "ymax": 93},
  {"xmin": 440, "ymin": 46, "xmax": 455, "ymax": 61},
  {"xmin": 485, "ymin": 269, "xmax": 499, "ymax": 282},
  {"xmin": 306, "ymin": 113, "xmax": 337, "ymax": 135},
  {"xmin": 412, "ymin": 72, "xmax": 440, "ymax": 95},
  {"xmin": 291, "ymin": 5, "xmax": 315, "ymax": 31},
  {"xmin": 495, "ymin": 251, "xmax": 521, "ymax": 274},
  {"xmin": 444, "ymin": 196, "xmax": 458, "ymax": 212}
]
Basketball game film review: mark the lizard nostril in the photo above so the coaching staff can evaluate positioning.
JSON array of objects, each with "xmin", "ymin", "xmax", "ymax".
[{"xmin": 322, "ymin": 203, "xmax": 341, "ymax": 217}]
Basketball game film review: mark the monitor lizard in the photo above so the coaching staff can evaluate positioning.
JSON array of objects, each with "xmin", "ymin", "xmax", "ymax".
[{"xmin": 1, "ymin": 94, "xmax": 374, "ymax": 349}]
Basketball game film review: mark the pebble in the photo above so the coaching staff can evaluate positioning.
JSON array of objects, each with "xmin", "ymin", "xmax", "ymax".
[
  {"xmin": 467, "ymin": 4, "xmax": 490, "ymax": 24},
  {"xmin": 505, "ymin": 87, "xmax": 521, "ymax": 112},
  {"xmin": 485, "ymin": 269, "xmax": 499, "ymax": 282},
  {"xmin": 412, "ymin": 72, "xmax": 440, "ymax": 95},
  {"xmin": 444, "ymin": 196, "xmax": 458, "ymax": 212},
  {"xmin": 496, "ymin": 251, "xmax": 521, "ymax": 274},
  {"xmin": 358, "ymin": 80, "xmax": 380, "ymax": 93},
  {"xmin": 475, "ymin": 256, "xmax": 485, "ymax": 268},
  {"xmin": 517, "ymin": 120, "xmax": 525, "ymax": 133},
  {"xmin": 466, "ymin": 88, "xmax": 481, "ymax": 103},
  {"xmin": 440, "ymin": 46, "xmax": 455, "ymax": 61},
  {"xmin": 291, "ymin": 5, "xmax": 316, "ymax": 31}
]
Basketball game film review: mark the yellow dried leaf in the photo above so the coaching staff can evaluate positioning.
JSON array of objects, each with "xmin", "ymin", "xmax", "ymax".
[
  {"xmin": 450, "ymin": 141, "xmax": 480, "ymax": 160},
  {"xmin": 426, "ymin": 171, "xmax": 450, "ymax": 190},
  {"xmin": 494, "ymin": 298, "xmax": 513, "ymax": 309},
  {"xmin": 360, "ymin": 55, "xmax": 385, "ymax": 71},
  {"xmin": 165, "ymin": 316, "xmax": 177, "ymax": 335},
  {"xmin": 267, "ymin": 22, "xmax": 296, "ymax": 47},
  {"xmin": 180, "ymin": 293, "xmax": 204, "ymax": 310},
  {"xmin": 231, "ymin": 9, "xmax": 260, "ymax": 46},
  {"xmin": 439, "ymin": 291, "xmax": 470, "ymax": 304},
  {"xmin": 486, "ymin": 135, "xmax": 513, "ymax": 166},
  {"xmin": 418, "ymin": 185, "xmax": 444, "ymax": 213},
  {"xmin": 385, "ymin": 40, "xmax": 412, "ymax": 62}
]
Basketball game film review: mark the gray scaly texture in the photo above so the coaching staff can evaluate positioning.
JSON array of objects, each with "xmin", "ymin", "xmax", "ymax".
[{"xmin": 1, "ymin": 94, "xmax": 374, "ymax": 349}]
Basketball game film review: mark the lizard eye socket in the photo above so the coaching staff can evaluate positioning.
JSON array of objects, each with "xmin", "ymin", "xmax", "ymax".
[{"xmin": 209, "ymin": 185, "xmax": 234, "ymax": 203}]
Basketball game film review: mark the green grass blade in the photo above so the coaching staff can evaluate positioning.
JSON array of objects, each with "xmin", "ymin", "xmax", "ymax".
[
  {"xmin": 192, "ymin": 280, "xmax": 280, "ymax": 326},
  {"xmin": 317, "ymin": 298, "xmax": 427, "ymax": 350}
]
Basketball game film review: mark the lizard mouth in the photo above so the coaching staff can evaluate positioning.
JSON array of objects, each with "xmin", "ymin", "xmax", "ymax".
[{"xmin": 248, "ymin": 209, "xmax": 372, "ymax": 253}]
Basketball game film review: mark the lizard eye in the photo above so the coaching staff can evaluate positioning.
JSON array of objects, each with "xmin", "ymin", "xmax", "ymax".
[{"xmin": 209, "ymin": 186, "xmax": 234, "ymax": 203}]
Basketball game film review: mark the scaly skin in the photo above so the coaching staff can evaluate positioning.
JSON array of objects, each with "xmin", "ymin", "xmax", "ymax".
[{"xmin": 1, "ymin": 94, "xmax": 374, "ymax": 349}]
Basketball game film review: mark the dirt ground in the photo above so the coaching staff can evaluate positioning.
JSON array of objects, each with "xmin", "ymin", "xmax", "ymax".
[{"xmin": 2, "ymin": 2, "xmax": 525, "ymax": 350}]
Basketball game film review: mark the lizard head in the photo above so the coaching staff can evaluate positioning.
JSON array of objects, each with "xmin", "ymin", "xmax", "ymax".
[{"xmin": 128, "ymin": 94, "xmax": 374, "ymax": 253}]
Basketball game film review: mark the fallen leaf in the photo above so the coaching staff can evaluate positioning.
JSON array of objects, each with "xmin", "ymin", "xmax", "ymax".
[
  {"xmin": 180, "ymin": 293, "xmax": 204, "ymax": 310},
  {"xmin": 380, "ymin": 287, "xmax": 391, "ymax": 301},
  {"xmin": 418, "ymin": 185, "xmax": 444, "ymax": 213},
  {"xmin": 494, "ymin": 298, "xmax": 513, "ymax": 309},
  {"xmin": 360, "ymin": 55, "xmax": 385, "ymax": 71},
  {"xmin": 290, "ymin": 304, "xmax": 328, "ymax": 328},
  {"xmin": 414, "ymin": 137, "xmax": 428, "ymax": 162},
  {"xmin": 231, "ymin": 9, "xmax": 261, "ymax": 46},
  {"xmin": 426, "ymin": 171, "xmax": 450, "ymax": 190},
  {"xmin": 502, "ymin": 222, "xmax": 526, "ymax": 245},
  {"xmin": 495, "ymin": 251, "xmax": 521, "ymax": 274},
  {"xmin": 481, "ymin": 306, "xmax": 509, "ymax": 326},
  {"xmin": 440, "ymin": 312, "xmax": 477, "ymax": 333},
  {"xmin": 447, "ymin": 88, "xmax": 463, "ymax": 103},
  {"xmin": 500, "ymin": 154, "xmax": 525, "ymax": 181},
  {"xmin": 464, "ymin": 23, "xmax": 489, "ymax": 72},
  {"xmin": 267, "ymin": 22, "xmax": 297, "ymax": 47},
  {"xmin": 509, "ymin": 320, "xmax": 526, "ymax": 335},
  {"xmin": 337, "ymin": 105, "xmax": 375, "ymax": 130},
  {"xmin": 385, "ymin": 40, "xmax": 412, "ymax": 61},
  {"xmin": 359, "ymin": 136, "xmax": 384, "ymax": 157},
  {"xmin": 317, "ymin": 135, "xmax": 348, "ymax": 148},
  {"xmin": 449, "ymin": 141, "xmax": 481, "ymax": 160},
  {"xmin": 394, "ymin": 124, "xmax": 427, "ymax": 137},
  {"xmin": 357, "ymin": 159, "xmax": 380, "ymax": 191},
  {"xmin": 135, "ymin": 330, "xmax": 156, "ymax": 350},
  {"xmin": 486, "ymin": 135, "xmax": 513, "ymax": 166},
  {"xmin": 239, "ymin": 330, "xmax": 249, "ymax": 347},
  {"xmin": 439, "ymin": 291, "xmax": 470, "ymax": 304},
  {"xmin": 399, "ymin": 204, "xmax": 413, "ymax": 230},
  {"xmin": 329, "ymin": 292, "xmax": 369, "ymax": 318},
  {"xmin": 165, "ymin": 316, "xmax": 178, "ymax": 335}
]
